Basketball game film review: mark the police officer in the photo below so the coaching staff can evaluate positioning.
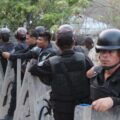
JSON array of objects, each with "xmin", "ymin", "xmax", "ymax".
[
  {"xmin": 35, "ymin": 26, "xmax": 46, "ymax": 34},
  {"xmin": 2, "ymin": 30, "xmax": 39, "ymax": 61},
  {"xmin": 0, "ymin": 30, "xmax": 40, "ymax": 120},
  {"xmin": 0, "ymin": 27, "xmax": 14, "ymax": 74},
  {"xmin": 90, "ymin": 29, "xmax": 120, "ymax": 112},
  {"xmin": 29, "ymin": 24, "xmax": 93, "ymax": 120},
  {"xmin": 0, "ymin": 28, "xmax": 14, "ymax": 51},
  {"xmin": 35, "ymin": 25, "xmax": 59, "ymax": 52},
  {"xmin": 2, "ymin": 30, "xmax": 40, "ymax": 75},
  {"xmin": 1, "ymin": 29, "xmax": 43, "ymax": 120},
  {"xmin": 14, "ymin": 27, "xmax": 28, "ymax": 52}
]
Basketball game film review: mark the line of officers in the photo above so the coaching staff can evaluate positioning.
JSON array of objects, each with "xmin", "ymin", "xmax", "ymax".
[{"xmin": 0, "ymin": 24, "xmax": 120, "ymax": 120}]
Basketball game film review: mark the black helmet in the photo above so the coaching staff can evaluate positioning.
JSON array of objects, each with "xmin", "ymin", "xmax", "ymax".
[
  {"xmin": 1, "ymin": 27, "xmax": 10, "ymax": 35},
  {"xmin": 1, "ymin": 28, "xmax": 10, "ymax": 42},
  {"xmin": 35, "ymin": 26, "xmax": 46, "ymax": 34},
  {"xmin": 27, "ymin": 30, "xmax": 39, "ymax": 39},
  {"xmin": 15, "ymin": 27, "xmax": 27, "ymax": 41},
  {"xmin": 96, "ymin": 29, "xmax": 120, "ymax": 52}
]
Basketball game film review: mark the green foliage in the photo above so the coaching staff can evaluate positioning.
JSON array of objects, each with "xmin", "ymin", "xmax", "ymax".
[
  {"xmin": 0, "ymin": 0, "xmax": 91, "ymax": 31},
  {"xmin": 105, "ymin": 0, "xmax": 120, "ymax": 28},
  {"xmin": 40, "ymin": 13, "xmax": 61, "ymax": 28},
  {"xmin": 66, "ymin": 0, "xmax": 79, "ymax": 6},
  {"xmin": 54, "ymin": 1, "xmax": 69, "ymax": 10},
  {"xmin": 78, "ymin": 0, "xmax": 90, "ymax": 8},
  {"xmin": 0, "ymin": 0, "xmax": 37, "ymax": 30}
]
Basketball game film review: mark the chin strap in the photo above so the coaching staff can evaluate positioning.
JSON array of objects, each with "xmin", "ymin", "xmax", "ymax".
[{"xmin": 103, "ymin": 61, "xmax": 120, "ymax": 70}]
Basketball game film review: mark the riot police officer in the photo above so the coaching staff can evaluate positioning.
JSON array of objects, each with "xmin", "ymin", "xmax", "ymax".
[
  {"xmin": 14, "ymin": 27, "xmax": 28, "ymax": 52},
  {"xmin": 35, "ymin": 25, "xmax": 59, "ymax": 52},
  {"xmin": 35, "ymin": 26, "xmax": 46, "ymax": 34},
  {"xmin": 0, "ymin": 28, "xmax": 14, "ymax": 52},
  {"xmin": 29, "ymin": 24, "xmax": 93, "ymax": 120},
  {"xmin": 0, "ymin": 27, "xmax": 28, "ymax": 120},
  {"xmin": 90, "ymin": 29, "xmax": 120, "ymax": 112},
  {"xmin": 0, "ymin": 27, "xmax": 14, "ymax": 74}
]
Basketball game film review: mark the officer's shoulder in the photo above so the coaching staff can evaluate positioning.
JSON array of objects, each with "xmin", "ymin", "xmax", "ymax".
[
  {"xmin": 74, "ymin": 45, "xmax": 86, "ymax": 53},
  {"xmin": 48, "ymin": 55, "xmax": 60, "ymax": 64},
  {"xmin": 49, "ymin": 55, "xmax": 60, "ymax": 60},
  {"xmin": 74, "ymin": 51, "xmax": 85, "ymax": 57},
  {"xmin": 73, "ymin": 51, "xmax": 86, "ymax": 62},
  {"xmin": 46, "ymin": 48, "xmax": 58, "ymax": 56},
  {"xmin": 30, "ymin": 46, "xmax": 41, "ymax": 52}
]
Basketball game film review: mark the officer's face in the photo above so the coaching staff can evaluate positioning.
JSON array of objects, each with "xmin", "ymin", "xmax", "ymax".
[
  {"xmin": 99, "ymin": 50, "xmax": 120, "ymax": 67},
  {"xmin": 26, "ymin": 34, "xmax": 36, "ymax": 46},
  {"xmin": 37, "ymin": 37, "xmax": 47, "ymax": 48}
]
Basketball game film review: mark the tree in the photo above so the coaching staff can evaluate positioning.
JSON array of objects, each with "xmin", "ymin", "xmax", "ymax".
[
  {"xmin": 0, "ymin": 0, "xmax": 92, "ymax": 31},
  {"xmin": 85, "ymin": 0, "xmax": 120, "ymax": 28},
  {"xmin": 107, "ymin": 0, "xmax": 120, "ymax": 28},
  {"xmin": 0, "ymin": 0, "xmax": 37, "ymax": 30}
]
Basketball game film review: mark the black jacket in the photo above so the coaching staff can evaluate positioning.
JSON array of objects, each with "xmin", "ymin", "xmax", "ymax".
[
  {"xmin": 30, "ymin": 50, "xmax": 93, "ymax": 78},
  {"xmin": 91, "ymin": 66, "xmax": 120, "ymax": 107},
  {"xmin": 13, "ymin": 41, "xmax": 27, "ymax": 52},
  {"xmin": 10, "ymin": 44, "xmax": 39, "ymax": 77},
  {"xmin": 37, "ymin": 43, "xmax": 57, "ymax": 63},
  {"xmin": 9, "ymin": 44, "xmax": 39, "ymax": 61},
  {"xmin": 29, "ymin": 50, "xmax": 93, "ymax": 113},
  {"xmin": 0, "ymin": 42, "xmax": 15, "ymax": 74},
  {"xmin": 29, "ymin": 43, "xmax": 57, "ymax": 76}
]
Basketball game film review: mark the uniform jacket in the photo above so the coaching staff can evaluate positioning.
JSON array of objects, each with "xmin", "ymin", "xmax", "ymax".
[
  {"xmin": 91, "ymin": 66, "xmax": 120, "ymax": 106},
  {"xmin": 9, "ymin": 44, "xmax": 39, "ymax": 61},
  {"xmin": 29, "ymin": 50, "xmax": 93, "ymax": 113},
  {"xmin": 0, "ymin": 42, "xmax": 14, "ymax": 73}
]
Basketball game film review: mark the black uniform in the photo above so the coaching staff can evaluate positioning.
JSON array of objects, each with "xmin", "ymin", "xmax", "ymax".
[
  {"xmin": 13, "ymin": 41, "xmax": 27, "ymax": 52},
  {"xmin": 7, "ymin": 44, "xmax": 38, "ymax": 118},
  {"xmin": 29, "ymin": 50, "xmax": 93, "ymax": 120},
  {"xmin": 91, "ymin": 66, "xmax": 120, "ymax": 106},
  {"xmin": 9, "ymin": 44, "xmax": 39, "ymax": 61},
  {"xmin": 0, "ymin": 42, "xmax": 14, "ymax": 74},
  {"xmin": 37, "ymin": 43, "xmax": 57, "ymax": 63}
]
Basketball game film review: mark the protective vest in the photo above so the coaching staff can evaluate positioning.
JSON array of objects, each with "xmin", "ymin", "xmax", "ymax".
[{"xmin": 49, "ymin": 52, "xmax": 90, "ymax": 102}]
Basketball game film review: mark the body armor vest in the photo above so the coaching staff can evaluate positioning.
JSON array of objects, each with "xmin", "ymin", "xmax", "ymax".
[{"xmin": 49, "ymin": 52, "xmax": 90, "ymax": 102}]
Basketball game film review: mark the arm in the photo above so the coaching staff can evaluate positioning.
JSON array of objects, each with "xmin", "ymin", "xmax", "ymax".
[
  {"xmin": 86, "ymin": 66, "xmax": 102, "ymax": 78},
  {"xmin": 111, "ymin": 96, "xmax": 120, "ymax": 107},
  {"xmin": 91, "ymin": 90, "xmax": 120, "ymax": 112},
  {"xmin": 91, "ymin": 69, "xmax": 120, "ymax": 112},
  {"xmin": 85, "ymin": 55, "xmax": 93, "ymax": 71},
  {"xmin": 29, "ymin": 60, "xmax": 52, "ymax": 86},
  {"xmin": 14, "ymin": 48, "xmax": 28, "ymax": 54},
  {"xmin": 9, "ymin": 51, "xmax": 33, "ymax": 60},
  {"xmin": 86, "ymin": 67, "xmax": 95, "ymax": 78},
  {"xmin": 2, "ymin": 51, "xmax": 35, "ymax": 61}
]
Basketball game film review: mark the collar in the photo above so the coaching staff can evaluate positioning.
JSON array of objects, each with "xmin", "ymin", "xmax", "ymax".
[
  {"xmin": 98, "ymin": 66, "xmax": 120, "ymax": 83},
  {"xmin": 61, "ymin": 50, "xmax": 74, "ymax": 56}
]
